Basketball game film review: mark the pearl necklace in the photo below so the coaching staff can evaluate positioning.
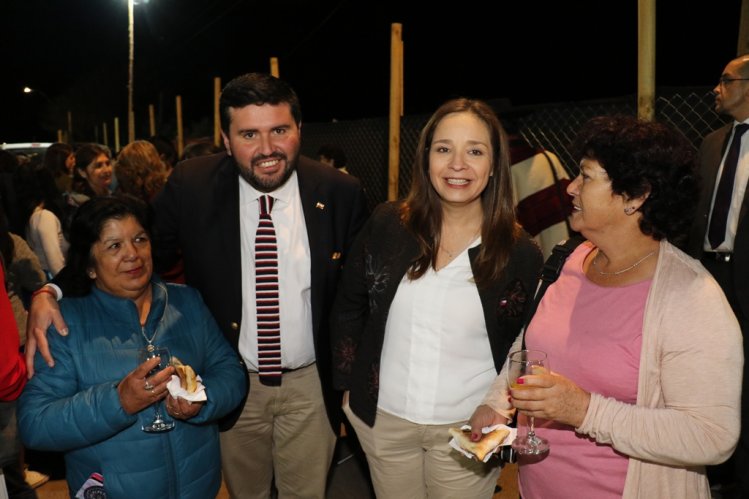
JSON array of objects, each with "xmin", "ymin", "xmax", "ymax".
[{"xmin": 592, "ymin": 249, "xmax": 656, "ymax": 277}]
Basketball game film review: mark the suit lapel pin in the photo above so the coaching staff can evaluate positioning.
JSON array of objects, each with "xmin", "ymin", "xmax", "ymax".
[
  {"xmin": 315, "ymin": 202, "xmax": 325, "ymax": 210},
  {"xmin": 331, "ymin": 252, "xmax": 342, "ymax": 260}
]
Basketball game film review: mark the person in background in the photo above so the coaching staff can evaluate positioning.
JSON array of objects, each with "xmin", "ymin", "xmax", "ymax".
[
  {"xmin": 25, "ymin": 73, "xmax": 369, "ymax": 499},
  {"xmin": 318, "ymin": 144, "xmax": 349, "ymax": 174},
  {"xmin": 0, "ymin": 150, "xmax": 21, "ymax": 239},
  {"xmin": 18, "ymin": 196, "xmax": 246, "ymax": 498},
  {"xmin": 69, "ymin": 144, "xmax": 113, "ymax": 207},
  {"xmin": 41, "ymin": 143, "xmax": 75, "ymax": 196},
  {"xmin": 470, "ymin": 115, "xmax": 742, "ymax": 499},
  {"xmin": 687, "ymin": 53, "xmax": 749, "ymax": 499},
  {"xmin": 503, "ymin": 118, "xmax": 573, "ymax": 258},
  {"xmin": 115, "ymin": 140, "xmax": 169, "ymax": 202},
  {"xmin": 13, "ymin": 165, "xmax": 69, "ymax": 278},
  {"xmin": 181, "ymin": 140, "xmax": 221, "ymax": 162},
  {"xmin": 331, "ymin": 98, "xmax": 542, "ymax": 498},
  {"xmin": 0, "ymin": 203, "xmax": 45, "ymax": 498},
  {"xmin": 0, "ymin": 257, "xmax": 33, "ymax": 499},
  {"xmin": 147, "ymin": 136, "xmax": 179, "ymax": 173},
  {"xmin": 0, "ymin": 204, "xmax": 46, "ymax": 344}
]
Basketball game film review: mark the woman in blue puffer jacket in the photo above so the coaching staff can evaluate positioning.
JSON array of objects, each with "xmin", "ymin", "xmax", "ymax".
[{"xmin": 18, "ymin": 195, "xmax": 247, "ymax": 499}]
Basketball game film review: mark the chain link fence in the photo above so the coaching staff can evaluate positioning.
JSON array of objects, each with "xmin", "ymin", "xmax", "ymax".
[{"xmin": 301, "ymin": 87, "xmax": 729, "ymax": 210}]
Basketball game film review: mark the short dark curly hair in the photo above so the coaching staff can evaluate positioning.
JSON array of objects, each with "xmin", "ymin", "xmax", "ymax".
[{"xmin": 572, "ymin": 115, "xmax": 698, "ymax": 246}]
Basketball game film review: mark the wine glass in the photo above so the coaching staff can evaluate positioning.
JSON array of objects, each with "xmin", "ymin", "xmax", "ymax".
[
  {"xmin": 507, "ymin": 349, "xmax": 549, "ymax": 455},
  {"xmin": 137, "ymin": 346, "xmax": 175, "ymax": 433}
]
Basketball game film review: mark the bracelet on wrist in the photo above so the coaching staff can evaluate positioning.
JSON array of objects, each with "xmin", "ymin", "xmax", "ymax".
[{"xmin": 31, "ymin": 287, "xmax": 58, "ymax": 300}]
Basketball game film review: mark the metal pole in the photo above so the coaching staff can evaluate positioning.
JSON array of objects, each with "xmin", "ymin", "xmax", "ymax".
[
  {"xmin": 128, "ymin": 0, "xmax": 135, "ymax": 143},
  {"xmin": 637, "ymin": 0, "xmax": 655, "ymax": 121}
]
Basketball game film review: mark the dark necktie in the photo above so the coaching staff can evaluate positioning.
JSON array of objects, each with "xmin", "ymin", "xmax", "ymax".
[
  {"xmin": 708, "ymin": 123, "xmax": 749, "ymax": 249},
  {"xmin": 256, "ymin": 195, "xmax": 281, "ymax": 386}
]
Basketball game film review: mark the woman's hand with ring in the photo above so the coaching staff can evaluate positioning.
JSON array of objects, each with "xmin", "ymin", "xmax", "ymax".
[
  {"xmin": 118, "ymin": 357, "xmax": 174, "ymax": 415},
  {"xmin": 166, "ymin": 395, "xmax": 204, "ymax": 420}
]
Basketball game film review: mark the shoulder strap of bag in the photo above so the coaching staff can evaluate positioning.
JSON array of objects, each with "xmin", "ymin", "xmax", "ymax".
[{"xmin": 521, "ymin": 236, "xmax": 585, "ymax": 348}]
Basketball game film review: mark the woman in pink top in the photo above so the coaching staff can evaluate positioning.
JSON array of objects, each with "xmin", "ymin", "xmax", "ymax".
[{"xmin": 470, "ymin": 116, "xmax": 743, "ymax": 498}]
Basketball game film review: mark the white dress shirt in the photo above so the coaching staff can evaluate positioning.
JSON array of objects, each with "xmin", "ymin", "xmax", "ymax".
[
  {"xmin": 238, "ymin": 171, "xmax": 315, "ymax": 371},
  {"xmin": 377, "ymin": 239, "xmax": 496, "ymax": 424},
  {"xmin": 704, "ymin": 119, "xmax": 749, "ymax": 252}
]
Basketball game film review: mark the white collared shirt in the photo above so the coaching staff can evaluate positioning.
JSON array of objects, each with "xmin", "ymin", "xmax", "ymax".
[
  {"xmin": 704, "ymin": 119, "xmax": 749, "ymax": 252},
  {"xmin": 377, "ymin": 239, "xmax": 496, "ymax": 424},
  {"xmin": 237, "ymin": 171, "xmax": 315, "ymax": 371}
]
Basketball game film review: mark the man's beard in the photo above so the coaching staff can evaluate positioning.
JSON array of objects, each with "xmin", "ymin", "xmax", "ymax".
[{"xmin": 237, "ymin": 150, "xmax": 298, "ymax": 192}]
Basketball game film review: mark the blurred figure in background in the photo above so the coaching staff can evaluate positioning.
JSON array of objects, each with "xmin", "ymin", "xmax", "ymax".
[
  {"xmin": 0, "ymin": 204, "xmax": 46, "ymax": 343},
  {"xmin": 318, "ymin": 144, "xmax": 349, "ymax": 174},
  {"xmin": 13, "ymin": 164, "xmax": 69, "ymax": 278},
  {"xmin": 69, "ymin": 144, "xmax": 113, "ymax": 207},
  {"xmin": 0, "ymin": 257, "xmax": 32, "ymax": 498},
  {"xmin": 0, "ymin": 203, "xmax": 47, "ymax": 497},
  {"xmin": 0, "ymin": 150, "xmax": 21, "ymax": 238},
  {"xmin": 503, "ymin": 118, "xmax": 573, "ymax": 258},
  {"xmin": 116, "ymin": 140, "xmax": 168, "ymax": 202},
  {"xmin": 181, "ymin": 140, "xmax": 221, "ymax": 162},
  {"xmin": 687, "ymin": 53, "xmax": 749, "ymax": 499},
  {"xmin": 147, "ymin": 136, "xmax": 178, "ymax": 173},
  {"xmin": 41, "ymin": 143, "xmax": 75, "ymax": 196}
]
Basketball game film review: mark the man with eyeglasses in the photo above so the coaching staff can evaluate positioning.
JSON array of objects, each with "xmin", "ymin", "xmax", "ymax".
[{"xmin": 688, "ymin": 54, "xmax": 749, "ymax": 499}]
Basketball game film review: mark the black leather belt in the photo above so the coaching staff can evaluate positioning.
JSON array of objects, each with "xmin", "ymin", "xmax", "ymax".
[
  {"xmin": 248, "ymin": 363, "xmax": 315, "ymax": 374},
  {"xmin": 702, "ymin": 251, "xmax": 733, "ymax": 263}
]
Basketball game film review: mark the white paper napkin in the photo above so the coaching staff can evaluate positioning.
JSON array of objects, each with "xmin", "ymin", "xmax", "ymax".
[
  {"xmin": 167, "ymin": 374, "xmax": 207, "ymax": 402},
  {"xmin": 449, "ymin": 424, "xmax": 516, "ymax": 463}
]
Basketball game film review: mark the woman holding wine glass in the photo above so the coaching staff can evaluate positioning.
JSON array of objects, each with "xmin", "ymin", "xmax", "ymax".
[
  {"xmin": 330, "ymin": 98, "xmax": 543, "ymax": 498},
  {"xmin": 18, "ymin": 196, "xmax": 247, "ymax": 498},
  {"xmin": 470, "ymin": 115, "xmax": 743, "ymax": 499}
]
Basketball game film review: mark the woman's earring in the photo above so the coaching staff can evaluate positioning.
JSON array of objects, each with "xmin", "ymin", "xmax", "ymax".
[
  {"xmin": 624, "ymin": 206, "xmax": 636, "ymax": 215},
  {"xmin": 88, "ymin": 271, "xmax": 96, "ymax": 279}
]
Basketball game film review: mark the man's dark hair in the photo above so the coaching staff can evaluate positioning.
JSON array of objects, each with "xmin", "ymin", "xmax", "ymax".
[{"xmin": 219, "ymin": 73, "xmax": 302, "ymax": 133}]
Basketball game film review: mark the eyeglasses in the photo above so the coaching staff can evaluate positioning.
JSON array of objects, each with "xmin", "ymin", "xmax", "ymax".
[{"xmin": 718, "ymin": 76, "xmax": 749, "ymax": 86}]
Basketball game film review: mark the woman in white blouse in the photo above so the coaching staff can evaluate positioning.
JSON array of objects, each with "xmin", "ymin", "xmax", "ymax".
[
  {"xmin": 15, "ymin": 164, "xmax": 69, "ymax": 277},
  {"xmin": 330, "ymin": 98, "xmax": 543, "ymax": 498}
]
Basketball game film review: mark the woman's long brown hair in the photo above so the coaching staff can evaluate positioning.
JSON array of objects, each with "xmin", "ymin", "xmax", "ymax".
[{"xmin": 400, "ymin": 98, "xmax": 520, "ymax": 288}]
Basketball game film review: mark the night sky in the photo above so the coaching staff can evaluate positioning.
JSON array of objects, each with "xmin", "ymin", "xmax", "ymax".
[{"xmin": 1, "ymin": 0, "xmax": 744, "ymax": 143}]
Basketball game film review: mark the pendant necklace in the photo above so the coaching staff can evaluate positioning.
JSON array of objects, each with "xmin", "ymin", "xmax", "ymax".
[
  {"xmin": 592, "ymin": 249, "xmax": 656, "ymax": 277},
  {"xmin": 140, "ymin": 282, "xmax": 169, "ymax": 352},
  {"xmin": 440, "ymin": 232, "xmax": 480, "ymax": 259}
]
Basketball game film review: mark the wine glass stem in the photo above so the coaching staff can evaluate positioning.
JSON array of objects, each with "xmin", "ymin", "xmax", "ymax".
[
  {"xmin": 528, "ymin": 415, "xmax": 536, "ymax": 436},
  {"xmin": 153, "ymin": 403, "xmax": 164, "ymax": 424}
]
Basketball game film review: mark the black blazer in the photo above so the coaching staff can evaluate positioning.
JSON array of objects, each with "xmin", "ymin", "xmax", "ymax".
[
  {"xmin": 687, "ymin": 124, "xmax": 749, "ymax": 320},
  {"xmin": 152, "ymin": 152, "xmax": 369, "ymax": 430}
]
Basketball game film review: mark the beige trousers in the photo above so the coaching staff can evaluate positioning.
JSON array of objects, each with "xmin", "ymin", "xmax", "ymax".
[
  {"xmin": 344, "ymin": 404, "xmax": 501, "ymax": 499},
  {"xmin": 220, "ymin": 365, "xmax": 336, "ymax": 499}
]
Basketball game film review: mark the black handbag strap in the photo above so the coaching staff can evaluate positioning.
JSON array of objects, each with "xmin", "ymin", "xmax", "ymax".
[{"xmin": 521, "ymin": 236, "xmax": 585, "ymax": 348}]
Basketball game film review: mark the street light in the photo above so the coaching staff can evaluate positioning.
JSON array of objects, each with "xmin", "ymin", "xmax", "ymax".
[
  {"xmin": 128, "ymin": 0, "xmax": 135, "ymax": 144},
  {"xmin": 127, "ymin": 0, "xmax": 150, "ymax": 144}
]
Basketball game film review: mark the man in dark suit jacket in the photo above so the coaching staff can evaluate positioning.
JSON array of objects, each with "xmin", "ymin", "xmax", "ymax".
[
  {"xmin": 687, "ymin": 54, "xmax": 749, "ymax": 498},
  {"xmin": 25, "ymin": 73, "xmax": 368, "ymax": 499},
  {"xmin": 154, "ymin": 74, "xmax": 367, "ymax": 498}
]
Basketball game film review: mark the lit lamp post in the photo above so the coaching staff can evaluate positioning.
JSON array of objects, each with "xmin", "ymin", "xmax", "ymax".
[{"xmin": 127, "ymin": 0, "xmax": 135, "ymax": 144}]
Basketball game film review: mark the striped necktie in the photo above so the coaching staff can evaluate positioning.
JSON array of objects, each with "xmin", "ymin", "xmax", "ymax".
[{"xmin": 256, "ymin": 195, "xmax": 281, "ymax": 386}]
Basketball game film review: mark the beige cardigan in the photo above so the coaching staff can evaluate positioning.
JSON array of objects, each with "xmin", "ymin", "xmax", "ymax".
[{"xmin": 483, "ymin": 240, "xmax": 743, "ymax": 498}]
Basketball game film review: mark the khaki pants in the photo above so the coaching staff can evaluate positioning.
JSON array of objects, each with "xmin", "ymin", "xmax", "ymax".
[
  {"xmin": 344, "ymin": 404, "xmax": 500, "ymax": 499},
  {"xmin": 220, "ymin": 365, "xmax": 336, "ymax": 499}
]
